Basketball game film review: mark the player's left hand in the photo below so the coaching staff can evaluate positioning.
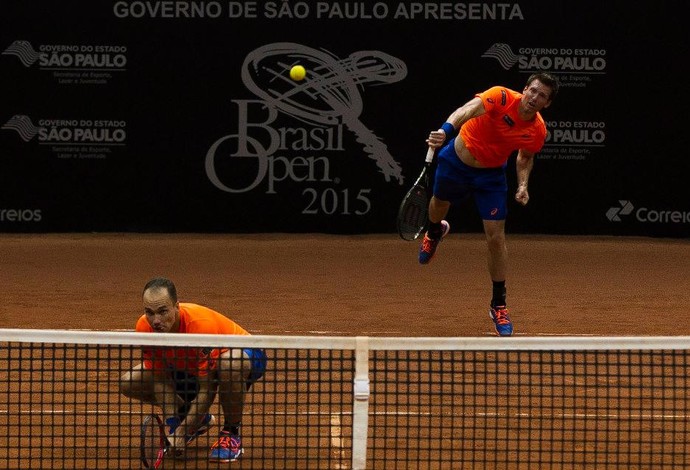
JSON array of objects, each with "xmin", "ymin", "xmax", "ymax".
[{"xmin": 515, "ymin": 185, "xmax": 529, "ymax": 205}]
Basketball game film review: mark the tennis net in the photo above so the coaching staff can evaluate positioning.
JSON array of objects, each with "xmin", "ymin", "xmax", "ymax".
[{"xmin": 1, "ymin": 329, "xmax": 689, "ymax": 469}]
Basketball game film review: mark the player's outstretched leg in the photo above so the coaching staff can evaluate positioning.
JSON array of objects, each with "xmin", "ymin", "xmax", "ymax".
[
  {"xmin": 489, "ymin": 304, "xmax": 513, "ymax": 336},
  {"xmin": 419, "ymin": 220, "xmax": 450, "ymax": 264}
]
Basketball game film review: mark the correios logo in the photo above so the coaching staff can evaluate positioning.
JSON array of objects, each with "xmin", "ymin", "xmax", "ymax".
[
  {"xmin": 0, "ymin": 209, "xmax": 42, "ymax": 223},
  {"xmin": 607, "ymin": 200, "xmax": 690, "ymax": 224},
  {"xmin": 606, "ymin": 200, "xmax": 634, "ymax": 222},
  {"xmin": 482, "ymin": 42, "xmax": 606, "ymax": 72}
]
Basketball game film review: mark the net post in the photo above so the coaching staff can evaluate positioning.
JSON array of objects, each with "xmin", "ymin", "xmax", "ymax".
[{"xmin": 351, "ymin": 336, "xmax": 370, "ymax": 470}]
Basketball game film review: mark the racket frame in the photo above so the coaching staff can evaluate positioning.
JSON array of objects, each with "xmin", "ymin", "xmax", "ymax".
[
  {"xmin": 140, "ymin": 413, "xmax": 167, "ymax": 469},
  {"xmin": 396, "ymin": 147, "xmax": 436, "ymax": 241}
]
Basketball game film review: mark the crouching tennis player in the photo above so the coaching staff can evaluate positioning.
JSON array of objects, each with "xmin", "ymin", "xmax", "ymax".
[{"xmin": 119, "ymin": 277, "xmax": 267, "ymax": 462}]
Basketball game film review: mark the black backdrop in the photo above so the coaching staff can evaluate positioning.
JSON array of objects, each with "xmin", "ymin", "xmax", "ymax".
[{"xmin": 1, "ymin": 1, "xmax": 688, "ymax": 237}]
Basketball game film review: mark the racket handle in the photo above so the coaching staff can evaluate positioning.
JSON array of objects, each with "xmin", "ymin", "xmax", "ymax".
[{"xmin": 425, "ymin": 147, "xmax": 435, "ymax": 163}]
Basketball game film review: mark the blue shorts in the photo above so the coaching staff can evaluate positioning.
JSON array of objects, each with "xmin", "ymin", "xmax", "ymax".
[
  {"xmin": 172, "ymin": 348, "xmax": 267, "ymax": 399},
  {"xmin": 244, "ymin": 347, "xmax": 267, "ymax": 386},
  {"xmin": 433, "ymin": 140, "xmax": 508, "ymax": 220}
]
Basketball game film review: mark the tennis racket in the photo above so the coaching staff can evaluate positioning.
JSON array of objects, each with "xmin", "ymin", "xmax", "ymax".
[
  {"xmin": 396, "ymin": 147, "xmax": 435, "ymax": 241},
  {"xmin": 140, "ymin": 413, "xmax": 167, "ymax": 469}
]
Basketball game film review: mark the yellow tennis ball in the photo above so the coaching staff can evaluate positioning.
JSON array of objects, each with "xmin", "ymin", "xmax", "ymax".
[{"xmin": 290, "ymin": 65, "xmax": 306, "ymax": 81}]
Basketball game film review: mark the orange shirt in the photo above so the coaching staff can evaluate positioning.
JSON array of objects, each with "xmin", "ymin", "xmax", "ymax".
[
  {"xmin": 460, "ymin": 86, "xmax": 547, "ymax": 168},
  {"xmin": 136, "ymin": 302, "xmax": 250, "ymax": 376}
]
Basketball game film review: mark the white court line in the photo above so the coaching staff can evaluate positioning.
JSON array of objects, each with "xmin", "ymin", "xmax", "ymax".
[
  {"xmin": 483, "ymin": 332, "xmax": 601, "ymax": 337},
  {"xmin": 330, "ymin": 414, "xmax": 342, "ymax": 448},
  {"xmin": 329, "ymin": 413, "xmax": 348, "ymax": 469}
]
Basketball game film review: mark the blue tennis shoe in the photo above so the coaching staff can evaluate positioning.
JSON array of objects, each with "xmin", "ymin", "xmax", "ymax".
[
  {"xmin": 489, "ymin": 305, "xmax": 513, "ymax": 336},
  {"xmin": 210, "ymin": 431, "xmax": 243, "ymax": 462}
]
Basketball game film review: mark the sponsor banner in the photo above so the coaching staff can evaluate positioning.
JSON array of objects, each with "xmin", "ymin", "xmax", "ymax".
[
  {"xmin": 0, "ymin": 1, "xmax": 687, "ymax": 236},
  {"xmin": 539, "ymin": 120, "xmax": 605, "ymax": 162},
  {"xmin": 0, "ymin": 208, "xmax": 42, "ymax": 223},
  {"xmin": 2, "ymin": 40, "xmax": 126, "ymax": 85},
  {"xmin": 2, "ymin": 115, "xmax": 126, "ymax": 160},
  {"xmin": 607, "ymin": 200, "xmax": 690, "ymax": 225},
  {"xmin": 477, "ymin": 40, "xmax": 609, "ymax": 167},
  {"xmin": 205, "ymin": 43, "xmax": 405, "ymax": 226},
  {"xmin": 603, "ymin": 200, "xmax": 690, "ymax": 238},
  {"xmin": 482, "ymin": 43, "xmax": 606, "ymax": 89},
  {"xmin": 111, "ymin": 2, "xmax": 526, "ymax": 21}
]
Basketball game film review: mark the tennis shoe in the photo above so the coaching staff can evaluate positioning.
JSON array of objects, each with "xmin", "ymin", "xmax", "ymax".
[
  {"xmin": 209, "ymin": 431, "xmax": 243, "ymax": 462},
  {"xmin": 489, "ymin": 305, "xmax": 513, "ymax": 336},
  {"xmin": 418, "ymin": 220, "xmax": 450, "ymax": 264},
  {"xmin": 185, "ymin": 413, "xmax": 215, "ymax": 444}
]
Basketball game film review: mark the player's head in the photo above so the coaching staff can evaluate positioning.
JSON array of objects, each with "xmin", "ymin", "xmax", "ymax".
[
  {"xmin": 142, "ymin": 277, "xmax": 179, "ymax": 333},
  {"xmin": 143, "ymin": 277, "xmax": 177, "ymax": 302},
  {"xmin": 525, "ymin": 72, "xmax": 559, "ymax": 101},
  {"xmin": 521, "ymin": 73, "xmax": 559, "ymax": 115}
]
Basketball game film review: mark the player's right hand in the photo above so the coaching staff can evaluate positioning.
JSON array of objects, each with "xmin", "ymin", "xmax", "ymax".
[
  {"xmin": 168, "ymin": 434, "xmax": 187, "ymax": 459},
  {"xmin": 426, "ymin": 129, "xmax": 447, "ymax": 148}
]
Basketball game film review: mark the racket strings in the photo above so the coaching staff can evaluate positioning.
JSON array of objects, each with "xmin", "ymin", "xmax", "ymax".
[
  {"xmin": 141, "ymin": 415, "xmax": 167, "ymax": 468},
  {"xmin": 398, "ymin": 184, "xmax": 429, "ymax": 240}
]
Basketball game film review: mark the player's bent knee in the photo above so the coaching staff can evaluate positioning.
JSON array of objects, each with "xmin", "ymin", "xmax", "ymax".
[
  {"xmin": 119, "ymin": 365, "xmax": 154, "ymax": 398},
  {"xmin": 119, "ymin": 373, "xmax": 136, "ymax": 397},
  {"xmin": 217, "ymin": 349, "xmax": 252, "ymax": 382}
]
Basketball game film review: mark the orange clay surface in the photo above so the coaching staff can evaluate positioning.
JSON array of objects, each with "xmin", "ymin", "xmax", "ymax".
[
  {"xmin": 1, "ymin": 233, "xmax": 686, "ymax": 336},
  {"xmin": 1, "ymin": 233, "xmax": 688, "ymax": 469}
]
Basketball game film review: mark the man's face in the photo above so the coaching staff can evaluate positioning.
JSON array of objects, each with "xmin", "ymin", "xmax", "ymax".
[
  {"xmin": 143, "ymin": 287, "xmax": 178, "ymax": 333},
  {"xmin": 521, "ymin": 79, "xmax": 553, "ymax": 114}
]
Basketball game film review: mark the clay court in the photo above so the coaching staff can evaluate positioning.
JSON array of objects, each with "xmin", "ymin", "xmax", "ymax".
[
  {"xmin": 1, "ymin": 233, "xmax": 689, "ymax": 469},
  {"xmin": 1, "ymin": 233, "xmax": 686, "ymax": 336}
]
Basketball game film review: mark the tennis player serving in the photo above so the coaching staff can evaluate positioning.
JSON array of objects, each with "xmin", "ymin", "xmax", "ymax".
[
  {"xmin": 119, "ymin": 277, "xmax": 267, "ymax": 462},
  {"xmin": 419, "ymin": 73, "xmax": 559, "ymax": 336}
]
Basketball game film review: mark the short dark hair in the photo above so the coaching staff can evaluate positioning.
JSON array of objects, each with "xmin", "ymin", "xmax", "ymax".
[
  {"xmin": 143, "ymin": 277, "xmax": 178, "ymax": 303},
  {"xmin": 526, "ymin": 72, "xmax": 559, "ymax": 100}
]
